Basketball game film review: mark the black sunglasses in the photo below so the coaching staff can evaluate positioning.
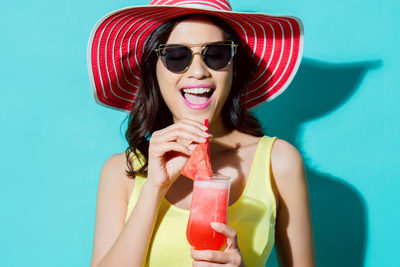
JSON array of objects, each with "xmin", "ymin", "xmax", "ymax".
[{"xmin": 155, "ymin": 41, "xmax": 238, "ymax": 73}]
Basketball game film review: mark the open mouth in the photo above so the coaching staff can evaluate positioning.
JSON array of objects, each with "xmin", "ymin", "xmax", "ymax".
[{"xmin": 180, "ymin": 87, "xmax": 215, "ymax": 109}]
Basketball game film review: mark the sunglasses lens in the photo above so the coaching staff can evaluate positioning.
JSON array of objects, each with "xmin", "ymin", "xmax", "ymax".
[
  {"xmin": 162, "ymin": 46, "xmax": 192, "ymax": 73},
  {"xmin": 202, "ymin": 43, "xmax": 232, "ymax": 70},
  {"xmin": 158, "ymin": 42, "xmax": 235, "ymax": 73}
]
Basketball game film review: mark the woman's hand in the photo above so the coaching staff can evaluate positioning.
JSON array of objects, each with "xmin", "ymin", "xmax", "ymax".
[
  {"xmin": 191, "ymin": 223, "xmax": 246, "ymax": 267},
  {"xmin": 146, "ymin": 119, "xmax": 210, "ymax": 192}
]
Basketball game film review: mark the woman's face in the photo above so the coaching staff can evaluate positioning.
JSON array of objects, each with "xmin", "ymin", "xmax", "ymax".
[{"xmin": 156, "ymin": 18, "xmax": 234, "ymax": 124}]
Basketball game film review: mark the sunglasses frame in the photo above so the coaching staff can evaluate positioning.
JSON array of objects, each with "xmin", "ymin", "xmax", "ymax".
[{"xmin": 155, "ymin": 40, "xmax": 238, "ymax": 73}]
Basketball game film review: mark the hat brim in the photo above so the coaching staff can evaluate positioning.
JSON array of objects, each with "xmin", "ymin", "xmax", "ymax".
[{"xmin": 87, "ymin": 5, "xmax": 304, "ymax": 112}]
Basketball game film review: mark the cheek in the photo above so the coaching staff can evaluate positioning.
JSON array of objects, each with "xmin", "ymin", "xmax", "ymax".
[
  {"xmin": 156, "ymin": 62, "xmax": 168, "ymax": 101},
  {"xmin": 156, "ymin": 59, "xmax": 179, "ymax": 87},
  {"xmin": 156, "ymin": 60, "xmax": 165, "ymax": 85},
  {"xmin": 218, "ymin": 71, "xmax": 234, "ymax": 101},
  {"xmin": 156, "ymin": 61, "xmax": 170, "ymax": 93},
  {"xmin": 156, "ymin": 60, "xmax": 179, "ymax": 109}
]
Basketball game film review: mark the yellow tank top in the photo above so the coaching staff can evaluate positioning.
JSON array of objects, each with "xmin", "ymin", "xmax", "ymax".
[{"xmin": 125, "ymin": 136, "xmax": 277, "ymax": 266}]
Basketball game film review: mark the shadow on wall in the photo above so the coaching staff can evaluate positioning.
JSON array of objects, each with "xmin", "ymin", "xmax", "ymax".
[{"xmin": 256, "ymin": 58, "xmax": 382, "ymax": 267}]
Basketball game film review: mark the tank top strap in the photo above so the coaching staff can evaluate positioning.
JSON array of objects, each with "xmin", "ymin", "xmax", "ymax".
[{"xmin": 242, "ymin": 136, "xmax": 278, "ymax": 220}]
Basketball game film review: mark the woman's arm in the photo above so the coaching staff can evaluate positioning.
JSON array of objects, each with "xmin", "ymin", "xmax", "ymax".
[
  {"xmin": 90, "ymin": 119, "xmax": 210, "ymax": 267},
  {"xmin": 90, "ymin": 154, "xmax": 167, "ymax": 267},
  {"xmin": 271, "ymin": 139, "xmax": 316, "ymax": 267}
]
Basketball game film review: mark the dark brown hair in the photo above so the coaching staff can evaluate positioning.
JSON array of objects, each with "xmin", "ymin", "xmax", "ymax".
[{"xmin": 124, "ymin": 14, "xmax": 264, "ymax": 178}]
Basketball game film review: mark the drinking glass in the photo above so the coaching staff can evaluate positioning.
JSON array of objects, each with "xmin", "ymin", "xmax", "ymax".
[{"xmin": 186, "ymin": 176, "xmax": 231, "ymax": 250}]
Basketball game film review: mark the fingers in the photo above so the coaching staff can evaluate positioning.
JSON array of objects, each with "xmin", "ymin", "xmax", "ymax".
[
  {"xmin": 210, "ymin": 222, "xmax": 238, "ymax": 251},
  {"xmin": 161, "ymin": 118, "xmax": 208, "ymax": 133},
  {"xmin": 148, "ymin": 119, "xmax": 211, "ymax": 165},
  {"xmin": 191, "ymin": 249, "xmax": 228, "ymax": 263},
  {"xmin": 157, "ymin": 128, "xmax": 209, "ymax": 144},
  {"xmin": 192, "ymin": 261, "xmax": 222, "ymax": 267},
  {"xmin": 174, "ymin": 118, "xmax": 208, "ymax": 131},
  {"xmin": 151, "ymin": 119, "xmax": 211, "ymax": 144},
  {"xmin": 191, "ymin": 247, "xmax": 244, "ymax": 267},
  {"xmin": 163, "ymin": 142, "xmax": 194, "ymax": 156},
  {"xmin": 191, "ymin": 224, "xmax": 244, "ymax": 266},
  {"xmin": 192, "ymin": 261, "xmax": 221, "ymax": 267},
  {"xmin": 210, "ymin": 222, "xmax": 237, "ymax": 239},
  {"xmin": 149, "ymin": 138, "xmax": 194, "ymax": 158}
]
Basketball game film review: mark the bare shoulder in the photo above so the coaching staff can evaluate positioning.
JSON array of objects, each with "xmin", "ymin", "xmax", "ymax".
[
  {"xmin": 270, "ymin": 139, "xmax": 306, "ymax": 209},
  {"xmin": 270, "ymin": 139, "xmax": 316, "ymax": 266},
  {"xmin": 99, "ymin": 152, "xmax": 135, "ymax": 205},
  {"xmin": 91, "ymin": 152, "xmax": 135, "ymax": 266},
  {"xmin": 271, "ymin": 139, "xmax": 304, "ymax": 176}
]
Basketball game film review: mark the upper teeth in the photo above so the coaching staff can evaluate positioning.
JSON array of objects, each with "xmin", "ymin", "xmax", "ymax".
[{"xmin": 182, "ymin": 88, "xmax": 212, "ymax": 94}]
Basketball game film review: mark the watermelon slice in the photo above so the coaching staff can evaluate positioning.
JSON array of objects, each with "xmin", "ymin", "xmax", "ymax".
[
  {"xmin": 181, "ymin": 142, "xmax": 212, "ymax": 180},
  {"xmin": 181, "ymin": 119, "xmax": 212, "ymax": 180}
]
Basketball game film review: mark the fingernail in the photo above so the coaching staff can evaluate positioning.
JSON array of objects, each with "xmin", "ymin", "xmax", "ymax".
[
  {"xmin": 201, "ymin": 131, "xmax": 209, "ymax": 137},
  {"xmin": 201, "ymin": 125, "xmax": 208, "ymax": 131},
  {"xmin": 210, "ymin": 222, "xmax": 218, "ymax": 228}
]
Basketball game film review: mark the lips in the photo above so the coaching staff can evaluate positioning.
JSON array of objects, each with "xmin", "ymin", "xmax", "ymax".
[{"xmin": 179, "ymin": 85, "xmax": 215, "ymax": 110}]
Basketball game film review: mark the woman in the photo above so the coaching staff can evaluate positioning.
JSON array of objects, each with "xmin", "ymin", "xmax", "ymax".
[{"xmin": 88, "ymin": 0, "xmax": 315, "ymax": 266}]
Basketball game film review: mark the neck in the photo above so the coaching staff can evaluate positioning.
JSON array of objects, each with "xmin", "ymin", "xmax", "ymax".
[
  {"xmin": 208, "ymin": 115, "xmax": 242, "ymax": 154},
  {"xmin": 209, "ymin": 114, "xmax": 229, "ymax": 138}
]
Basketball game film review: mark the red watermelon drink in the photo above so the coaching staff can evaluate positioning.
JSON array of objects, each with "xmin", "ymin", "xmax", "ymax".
[{"xmin": 186, "ymin": 176, "xmax": 231, "ymax": 250}]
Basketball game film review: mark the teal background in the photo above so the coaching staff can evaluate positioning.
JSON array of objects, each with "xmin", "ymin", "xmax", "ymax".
[{"xmin": 1, "ymin": 0, "xmax": 399, "ymax": 266}]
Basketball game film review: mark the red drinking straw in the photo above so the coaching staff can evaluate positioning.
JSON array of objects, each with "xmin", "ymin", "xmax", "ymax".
[{"xmin": 205, "ymin": 119, "xmax": 209, "ymax": 155}]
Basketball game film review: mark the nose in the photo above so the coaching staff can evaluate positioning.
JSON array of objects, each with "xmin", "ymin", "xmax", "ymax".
[{"xmin": 185, "ymin": 51, "xmax": 211, "ymax": 79}]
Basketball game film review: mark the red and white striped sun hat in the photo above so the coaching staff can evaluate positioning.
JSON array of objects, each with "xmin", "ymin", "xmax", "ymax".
[{"xmin": 87, "ymin": 0, "xmax": 304, "ymax": 112}]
